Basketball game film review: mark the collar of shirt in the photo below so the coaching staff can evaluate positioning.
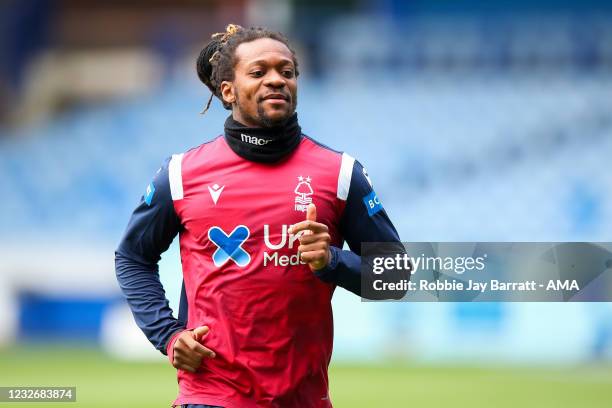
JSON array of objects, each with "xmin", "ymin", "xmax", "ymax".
[{"xmin": 223, "ymin": 113, "xmax": 302, "ymax": 163}]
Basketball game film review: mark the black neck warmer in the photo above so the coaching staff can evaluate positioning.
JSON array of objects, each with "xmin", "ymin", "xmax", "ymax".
[{"xmin": 224, "ymin": 113, "xmax": 302, "ymax": 163}]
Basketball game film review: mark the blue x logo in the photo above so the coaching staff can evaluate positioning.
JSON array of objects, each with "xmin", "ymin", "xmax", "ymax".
[{"xmin": 208, "ymin": 225, "xmax": 251, "ymax": 267}]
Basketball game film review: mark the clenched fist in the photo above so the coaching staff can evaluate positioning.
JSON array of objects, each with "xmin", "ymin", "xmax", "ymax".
[{"xmin": 289, "ymin": 203, "xmax": 331, "ymax": 271}]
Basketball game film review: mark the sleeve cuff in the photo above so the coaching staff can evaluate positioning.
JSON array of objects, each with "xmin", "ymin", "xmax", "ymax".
[
  {"xmin": 165, "ymin": 329, "xmax": 186, "ymax": 363},
  {"xmin": 314, "ymin": 245, "xmax": 340, "ymax": 283}
]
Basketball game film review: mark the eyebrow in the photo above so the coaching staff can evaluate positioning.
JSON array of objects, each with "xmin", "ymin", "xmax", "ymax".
[{"xmin": 245, "ymin": 58, "xmax": 294, "ymax": 68}]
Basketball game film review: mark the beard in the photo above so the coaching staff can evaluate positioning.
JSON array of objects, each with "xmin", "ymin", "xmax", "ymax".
[
  {"xmin": 235, "ymin": 90, "xmax": 297, "ymax": 128},
  {"xmin": 256, "ymin": 99, "xmax": 297, "ymax": 127}
]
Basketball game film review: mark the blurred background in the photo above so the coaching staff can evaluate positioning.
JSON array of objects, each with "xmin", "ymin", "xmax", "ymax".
[{"xmin": 1, "ymin": 0, "xmax": 612, "ymax": 407}]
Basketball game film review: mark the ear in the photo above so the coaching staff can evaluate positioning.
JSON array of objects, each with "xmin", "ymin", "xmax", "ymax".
[{"xmin": 220, "ymin": 81, "xmax": 236, "ymax": 105}]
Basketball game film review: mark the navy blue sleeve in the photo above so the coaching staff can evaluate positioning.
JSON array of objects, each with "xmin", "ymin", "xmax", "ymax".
[
  {"xmin": 114, "ymin": 157, "xmax": 186, "ymax": 354},
  {"xmin": 315, "ymin": 159, "xmax": 408, "ymax": 299}
]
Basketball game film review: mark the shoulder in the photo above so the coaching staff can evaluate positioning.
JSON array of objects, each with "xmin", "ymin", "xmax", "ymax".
[
  {"xmin": 300, "ymin": 134, "xmax": 343, "ymax": 159},
  {"xmin": 300, "ymin": 134, "xmax": 358, "ymax": 171},
  {"xmin": 159, "ymin": 135, "xmax": 225, "ymax": 200},
  {"xmin": 180, "ymin": 134, "xmax": 225, "ymax": 164},
  {"xmin": 299, "ymin": 134, "xmax": 364, "ymax": 202}
]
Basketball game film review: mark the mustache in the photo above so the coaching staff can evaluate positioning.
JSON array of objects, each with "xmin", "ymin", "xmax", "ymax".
[{"xmin": 258, "ymin": 92, "xmax": 291, "ymax": 102}]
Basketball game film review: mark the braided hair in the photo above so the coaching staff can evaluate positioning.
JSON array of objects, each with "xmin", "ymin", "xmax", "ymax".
[{"xmin": 197, "ymin": 24, "xmax": 299, "ymax": 114}]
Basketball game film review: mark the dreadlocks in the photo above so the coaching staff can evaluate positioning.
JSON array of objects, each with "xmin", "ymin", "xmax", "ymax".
[{"xmin": 197, "ymin": 24, "xmax": 299, "ymax": 114}]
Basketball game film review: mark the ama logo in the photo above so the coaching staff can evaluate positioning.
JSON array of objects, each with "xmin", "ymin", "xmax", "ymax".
[{"xmin": 208, "ymin": 225, "xmax": 251, "ymax": 267}]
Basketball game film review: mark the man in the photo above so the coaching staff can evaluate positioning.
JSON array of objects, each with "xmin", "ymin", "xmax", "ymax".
[{"xmin": 115, "ymin": 24, "xmax": 406, "ymax": 408}]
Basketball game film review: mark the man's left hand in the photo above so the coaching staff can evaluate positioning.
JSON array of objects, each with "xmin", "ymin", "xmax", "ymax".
[{"xmin": 289, "ymin": 203, "xmax": 331, "ymax": 271}]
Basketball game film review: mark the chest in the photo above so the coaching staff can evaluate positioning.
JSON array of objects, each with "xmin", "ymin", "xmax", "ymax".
[{"xmin": 175, "ymin": 158, "xmax": 343, "ymax": 247}]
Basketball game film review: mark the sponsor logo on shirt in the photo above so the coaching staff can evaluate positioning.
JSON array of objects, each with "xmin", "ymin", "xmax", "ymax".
[
  {"xmin": 294, "ymin": 176, "xmax": 313, "ymax": 212},
  {"xmin": 208, "ymin": 225, "xmax": 251, "ymax": 267},
  {"xmin": 363, "ymin": 190, "xmax": 383, "ymax": 216},
  {"xmin": 207, "ymin": 224, "xmax": 307, "ymax": 268},
  {"xmin": 263, "ymin": 224, "xmax": 307, "ymax": 267},
  {"xmin": 241, "ymin": 133, "xmax": 271, "ymax": 145}
]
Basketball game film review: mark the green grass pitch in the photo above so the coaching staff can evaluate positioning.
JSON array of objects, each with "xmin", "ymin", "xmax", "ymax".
[{"xmin": 0, "ymin": 346, "xmax": 611, "ymax": 407}]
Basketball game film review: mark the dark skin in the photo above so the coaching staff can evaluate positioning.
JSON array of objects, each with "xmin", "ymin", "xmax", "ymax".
[
  {"xmin": 221, "ymin": 37, "xmax": 297, "ymax": 127},
  {"xmin": 170, "ymin": 38, "xmax": 330, "ymax": 373},
  {"xmin": 171, "ymin": 326, "xmax": 215, "ymax": 373}
]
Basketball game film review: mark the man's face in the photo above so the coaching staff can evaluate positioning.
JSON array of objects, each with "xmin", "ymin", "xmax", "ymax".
[{"xmin": 221, "ymin": 38, "xmax": 298, "ymax": 128}]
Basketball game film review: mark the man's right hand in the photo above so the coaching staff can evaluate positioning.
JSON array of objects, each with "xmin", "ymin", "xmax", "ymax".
[{"xmin": 171, "ymin": 326, "xmax": 216, "ymax": 373}]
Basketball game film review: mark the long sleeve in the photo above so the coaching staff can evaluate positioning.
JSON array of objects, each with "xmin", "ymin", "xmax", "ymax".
[
  {"xmin": 315, "ymin": 158, "xmax": 409, "ymax": 299},
  {"xmin": 114, "ymin": 158, "xmax": 186, "ymax": 354}
]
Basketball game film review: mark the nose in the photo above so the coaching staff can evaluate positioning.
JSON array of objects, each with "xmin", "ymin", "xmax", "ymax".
[{"xmin": 263, "ymin": 70, "xmax": 286, "ymax": 88}]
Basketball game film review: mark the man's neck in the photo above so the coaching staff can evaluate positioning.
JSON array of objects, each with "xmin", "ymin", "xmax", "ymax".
[
  {"xmin": 231, "ymin": 111, "xmax": 260, "ymax": 128},
  {"xmin": 223, "ymin": 113, "xmax": 302, "ymax": 163}
]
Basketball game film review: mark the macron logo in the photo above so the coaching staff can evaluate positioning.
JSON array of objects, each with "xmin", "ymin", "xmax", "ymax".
[
  {"xmin": 208, "ymin": 184, "xmax": 225, "ymax": 205},
  {"xmin": 241, "ymin": 133, "xmax": 271, "ymax": 146}
]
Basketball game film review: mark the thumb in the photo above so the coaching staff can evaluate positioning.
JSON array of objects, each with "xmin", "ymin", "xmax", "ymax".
[
  {"xmin": 306, "ymin": 203, "xmax": 317, "ymax": 222},
  {"xmin": 193, "ymin": 325, "xmax": 209, "ymax": 341}
]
